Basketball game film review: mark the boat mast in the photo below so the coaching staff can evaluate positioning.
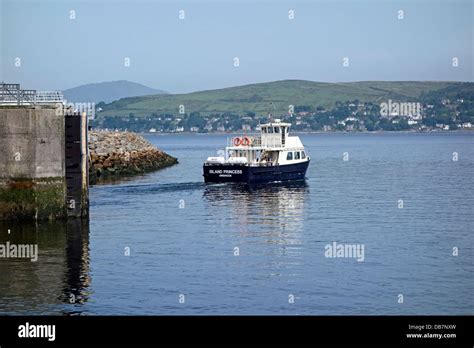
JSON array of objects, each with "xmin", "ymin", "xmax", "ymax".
[{"xmin": 268, "ymin": 101, "xmax": 276, "ymax": 123}]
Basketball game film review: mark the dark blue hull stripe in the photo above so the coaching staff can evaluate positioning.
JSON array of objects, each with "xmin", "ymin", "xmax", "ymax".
[{"xmin": 203, "ymin": 160, "xmax": 310, "ymax": 184}]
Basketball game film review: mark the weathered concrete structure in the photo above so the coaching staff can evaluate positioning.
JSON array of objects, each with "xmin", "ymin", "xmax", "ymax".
[
  {"xmin": 65, "ymin": 113, "xmax": 89, "ymax": 218},
  {"xmin": 0, "ymin": 105, "xmax": 89, "ymax": 220},
  {"xmin": 0, "ymin": 105, "xmax": 67, "ymax": 220}
]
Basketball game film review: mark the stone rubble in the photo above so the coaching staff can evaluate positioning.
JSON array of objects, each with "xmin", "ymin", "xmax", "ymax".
[{"xmin": 88, "ymin": 131, "xmax": 178, "ymax": 183}]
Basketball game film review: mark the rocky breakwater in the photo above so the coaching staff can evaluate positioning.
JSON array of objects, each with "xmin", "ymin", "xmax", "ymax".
[{"xmin": 89, "ymin": 131, "xmax": 178, "ymax": 184}]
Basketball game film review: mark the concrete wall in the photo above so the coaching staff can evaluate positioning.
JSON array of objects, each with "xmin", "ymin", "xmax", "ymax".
[{"xmin": 0, "ymin": 105, "xmax": 67, "ymax": 220}]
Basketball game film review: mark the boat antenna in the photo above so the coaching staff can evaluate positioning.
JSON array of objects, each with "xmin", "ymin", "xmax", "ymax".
[{"xmin": 268, "ymin": 101, "xmax": 276, "ymax": 122}]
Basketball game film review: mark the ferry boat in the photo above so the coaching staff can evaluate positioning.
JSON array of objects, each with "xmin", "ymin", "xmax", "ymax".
[{"xmin": 203, "ymin": 119, "xmax": 310, "ymax": 184}]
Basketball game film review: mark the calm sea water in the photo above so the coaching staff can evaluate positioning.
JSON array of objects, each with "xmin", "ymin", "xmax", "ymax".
[{"xmin": 0, "ymin": 132, "xmax": 473, "ymax": 315}]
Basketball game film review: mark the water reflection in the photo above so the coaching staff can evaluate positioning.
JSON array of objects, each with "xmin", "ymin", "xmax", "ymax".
[
  {"xmin": 0, "ymin": 219, "xmax": 90, "ymax": 315},
  {"xmin": 203, "ymin": 182, "xmax": 309, "ymax": 248}
]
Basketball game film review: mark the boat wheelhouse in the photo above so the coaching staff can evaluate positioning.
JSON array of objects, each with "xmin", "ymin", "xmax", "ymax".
[{"xmin": 203, "ymin": 119, "xmax": 310, "ymax": 184}]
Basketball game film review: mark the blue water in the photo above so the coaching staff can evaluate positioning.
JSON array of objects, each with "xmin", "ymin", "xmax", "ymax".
[{"xmin": 0, "ymin": 132, "xmax": 473, "ymax": 315}]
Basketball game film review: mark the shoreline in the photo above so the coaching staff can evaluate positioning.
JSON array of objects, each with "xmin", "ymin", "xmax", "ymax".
[{"xmin": 128, "ymin": 129, "xmax": 474, "ymax": 136}]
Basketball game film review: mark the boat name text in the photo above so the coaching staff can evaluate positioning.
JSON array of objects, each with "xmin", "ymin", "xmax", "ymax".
[{"xmin": 209, "ymin": 169, "xmax": 242, "ymax": 174}]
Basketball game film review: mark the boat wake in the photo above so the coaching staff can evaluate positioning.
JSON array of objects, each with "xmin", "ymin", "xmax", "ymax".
[{"xmin": 95, "ymin": 181, "xmax": 206, "ymax": 195}]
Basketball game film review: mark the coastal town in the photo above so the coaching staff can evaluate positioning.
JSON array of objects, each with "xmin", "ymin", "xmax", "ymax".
[{"xmin": 94, "ymin": 95, "xmax": 473, "ymax": 134}]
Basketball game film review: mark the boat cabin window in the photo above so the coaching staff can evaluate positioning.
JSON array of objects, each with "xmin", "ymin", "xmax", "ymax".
[
  {"xmin": 287, "ymin": 152, "xmax": 293, "ymax": 160},
  {"xmin": 302, "ymin": 151, "xmax": 306, "ymax": 159},
  {"xmin": 294, "ymin": 151, "xmax": 301, "ymax": 160},
  {"xmin": 274, "ymin": 127, "xmax": 280, "ymax": 133},
  {"xmin": 268, "ymin": 127, "xmax": 273, "ymax": 133},
  {"xmin": 262, "ymin": 127, "xmax": 267, "ymax": 133}
]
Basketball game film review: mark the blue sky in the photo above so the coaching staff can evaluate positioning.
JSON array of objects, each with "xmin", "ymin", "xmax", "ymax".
[{"xmin": 1, "ymin": 0, "xmax": 472, "ymax": 93}]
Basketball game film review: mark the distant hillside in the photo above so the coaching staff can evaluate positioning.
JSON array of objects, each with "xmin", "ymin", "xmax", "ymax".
[
  {"xmin": 99, "ymin": 80, "xmax": 467, "ymax": 117},
  {"xmin": 63, "ymin": 80, "xmax": 167, "ymax": 103},
  {"xmin": 95, "ymin": 80, "xmax": 473, "ymax": 133}
]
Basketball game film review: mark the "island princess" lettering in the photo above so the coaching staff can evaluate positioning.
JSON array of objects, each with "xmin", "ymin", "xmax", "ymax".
[{"xmin": 209, "ymin": 169, "xmax": 242, "ymax": 174}]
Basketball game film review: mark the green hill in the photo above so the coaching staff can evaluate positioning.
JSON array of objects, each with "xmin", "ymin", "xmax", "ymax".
[{"xmin": 100, "ymin": 80, "xmax": 467, "ymax": 117}]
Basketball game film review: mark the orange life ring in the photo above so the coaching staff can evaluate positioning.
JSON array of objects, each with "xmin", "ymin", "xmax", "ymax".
[
  {"xmin": 233, "ymin": 137, "xmax": 242, "ymax": 146},
  {"xmin": 241, "ymin": 137, "xmax": 250, "ymax": 146}
]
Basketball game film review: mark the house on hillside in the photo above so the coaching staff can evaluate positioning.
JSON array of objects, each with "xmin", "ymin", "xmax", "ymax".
[{"xmin": 298, "ymin": 112, "xmax": 310, "ymax": 116}]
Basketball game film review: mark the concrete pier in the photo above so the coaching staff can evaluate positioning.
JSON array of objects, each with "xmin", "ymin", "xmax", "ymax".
[{"xmin": 0, "ymin": 105, "xmax": 88, "ymax": 220}]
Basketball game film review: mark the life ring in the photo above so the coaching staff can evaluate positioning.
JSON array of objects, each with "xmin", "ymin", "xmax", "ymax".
[
  {"xmin": 233, "ymin": 137, "xmax": 242, "ymax": 146},
  {"xmin": 241, "ymin": 137, "xmax": 250, "ymax": 146}
]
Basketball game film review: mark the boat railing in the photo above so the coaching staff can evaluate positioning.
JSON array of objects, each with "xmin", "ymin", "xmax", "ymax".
[
  {"xmin": 227, "ymin": 136, "xmax": 282, "ymax": 148},
  {"xmin": 260, "ymin": 137, "xmax": 282, "ymax": 148},
  {"xmin": 249, "ymin": 161, "xmax": 276, "ymax": 167}
]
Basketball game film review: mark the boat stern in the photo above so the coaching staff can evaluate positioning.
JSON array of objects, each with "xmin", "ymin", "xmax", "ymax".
[{"xmin": 203, "ymin": 164, "xmax": 249, "ymax": 183}]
